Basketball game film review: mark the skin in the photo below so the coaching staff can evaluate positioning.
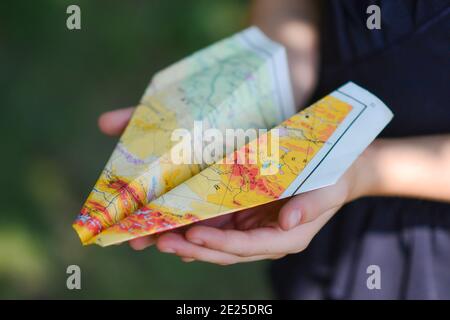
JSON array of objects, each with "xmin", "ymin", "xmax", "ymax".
[{"xmin": 97, "ymin": 0, "xmax": 450, "ymax": 264}]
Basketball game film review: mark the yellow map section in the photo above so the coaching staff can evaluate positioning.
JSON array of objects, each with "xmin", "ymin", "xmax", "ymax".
[
  {"xmin": 165, "ymin": 95, "xmax": 352, "ymax": 215},
  {"xmin": 89, "ymin": 95, "xmax": 352, "ymax": 246}
]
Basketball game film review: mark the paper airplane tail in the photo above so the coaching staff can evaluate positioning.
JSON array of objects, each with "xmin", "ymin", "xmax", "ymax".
[
  {"xmin": 72, "ymin": 170, "xmax": 151, "ymax": 245},
  {"xmin": 76, "ymin": 205, "xmax": 202, "ymax": 246},
  {"xmin": 72, "ymin": 223, "xmax": 94, "ymax": 246}
]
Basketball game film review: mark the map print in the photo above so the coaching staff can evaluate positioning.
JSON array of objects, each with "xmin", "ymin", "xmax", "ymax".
[
  {"xmin": 89, "ymin": 95, "xmax": 353, "ymax": 246},
  {"xmin": 73, "ymin": 27, "xmax": 296, "ymax": 244}
]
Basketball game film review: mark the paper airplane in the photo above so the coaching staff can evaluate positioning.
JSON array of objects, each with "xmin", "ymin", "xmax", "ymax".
[
  {"xmin": 73, "ymin": 28, "xmax": 393, "ymax": 247},
  {"xmin": 73, "ymin": 27, "xmax": 296, "ymax": 245}
]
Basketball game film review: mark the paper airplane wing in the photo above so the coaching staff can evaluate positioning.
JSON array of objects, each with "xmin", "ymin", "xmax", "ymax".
[
  {"xmin": 87, "ymin": 82, "xmax": 393, "ymax": 246},
  {"xmin": 73, "ymin": 27, "xmax": 295, "ymax": 245}
]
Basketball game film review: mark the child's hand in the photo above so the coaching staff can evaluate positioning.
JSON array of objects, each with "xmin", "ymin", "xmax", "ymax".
[
  {"xmin": 145, "ymin": 158, "xmax": 368, "ymax": 265},
  {"xmin": 98, "ymin": 107, "xmax": 374, "ymax": 265}
]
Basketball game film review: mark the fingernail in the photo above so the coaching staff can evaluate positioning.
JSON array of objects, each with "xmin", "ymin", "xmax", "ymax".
[
  {"xmin": 160, "ymin": 247, "xmax": 176, "ymax": 254},
  {"xmin": 182, "ymin": 257, "xmax": 195, "ymax": 263},
  {"xmin": 288, "ymin": 209, "xmax": 302, "ymax": 229},
  {"xmin": 189, "ymin": 238, "xmax": 204, "ymax": 246}
]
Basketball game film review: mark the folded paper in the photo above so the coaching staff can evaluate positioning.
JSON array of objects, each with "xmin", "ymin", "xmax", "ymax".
[
  {"xmin": 73, "ymin": 27, "xmax": 296, "ymax": 244},
  {"xmin": 73, "ymin": 28, "xmax": 393, "ymax": 247}
]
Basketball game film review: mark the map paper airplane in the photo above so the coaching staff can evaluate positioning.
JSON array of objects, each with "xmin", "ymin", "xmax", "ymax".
[{"xmin": 73, "ymin": 27, "xmax": 393, "ymax": 247}]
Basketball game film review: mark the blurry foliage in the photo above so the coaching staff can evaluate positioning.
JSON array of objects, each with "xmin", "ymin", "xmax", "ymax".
[{"xmin": 0, "ymin": 0, "xmax": 272, "ymax": 299}]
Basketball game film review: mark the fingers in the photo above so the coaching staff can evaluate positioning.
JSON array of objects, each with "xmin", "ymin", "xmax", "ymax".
[
  {"xmin": 181, "ymin": 208, "xmax": 337, "ymax": 260},
  {"xmin": 129, "ymin": 235, "xmax": 155, "ymax": 250},
  {"xmin": 151, "ymin": 207, "xmax": 339, "ymax": 265},
  {"xmin": 186, "ymin": 226, "xmax": 277, "ymax": 256},
  {"xmin": 234, "ymin": 209, "xmax": 267, "ymax": 230},
  {"xmin": 197, "ymin": 214, "xmax": 233, "ymax": 228},
  {"xmin": 98, "ymin": 107, "xmax": 135, "ymax": 136},
  {"xmin": 278, "ymin": 180, "xmax": 348, "ymax": 231},
  {"xmin": 185, "ymin": 225, "xmax": 300, "ymax": 257},
  {"xmin": 232, "ymin": 207, "xmax": 258, "ymax": 226},
  {"xmin": 233, "ymin": 199, "xmax": 287, "ymax": 230},
  {"xmin": 156, "ymin": 232, "xmax": 277, "ymax": 265}
]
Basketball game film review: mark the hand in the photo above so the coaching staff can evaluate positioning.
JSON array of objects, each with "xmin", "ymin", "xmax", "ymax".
[
  {"xmin": 98, "ymin": 107, "xmax": 376, "ymax": 264},
  {"xmin": 148, "ymin": 156, "xmax": 370, "ymax": 265}
]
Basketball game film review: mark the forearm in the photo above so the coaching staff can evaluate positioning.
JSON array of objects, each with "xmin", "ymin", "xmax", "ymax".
[
  {"xmin": 250, "ymin": 0, "xmax": 321, "ymax": 107},
  {"xmin": 360, "ymin": 135, "xmax": 450, "ymax": 202}
]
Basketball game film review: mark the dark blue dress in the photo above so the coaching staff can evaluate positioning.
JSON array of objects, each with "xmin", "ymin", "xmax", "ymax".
[{"xmin": 271, "ymin": 0, "xmax": 450, "ymax": 299}]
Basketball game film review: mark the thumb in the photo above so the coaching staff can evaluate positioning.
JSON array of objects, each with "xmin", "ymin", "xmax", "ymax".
[
  {"xmin": 98, "ymin": 107, "xmax": 135, "ymax": 136},
  {"xmin": 278, "ymin": 181, "xmax": 349, "ymax": 231}
]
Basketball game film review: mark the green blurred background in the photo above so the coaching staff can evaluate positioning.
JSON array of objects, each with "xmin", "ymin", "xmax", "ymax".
[{"xmin": 0, "ymin": 0, "xmax": 273, "ymax": 299}]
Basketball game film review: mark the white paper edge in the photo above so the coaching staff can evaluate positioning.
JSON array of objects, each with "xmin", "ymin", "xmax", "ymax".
[
  {"xmin": 237, "ymin": 26, "xmax": 296, "ymax": 120},
  {"xmin": 282, "ymin": 81, "xmax": 393, "ymax": 197}
]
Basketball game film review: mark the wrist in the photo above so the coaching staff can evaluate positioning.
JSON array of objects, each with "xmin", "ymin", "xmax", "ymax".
[{"xmin": 348, "ymin": 139, "xmax": 384, "ymax": 200}]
